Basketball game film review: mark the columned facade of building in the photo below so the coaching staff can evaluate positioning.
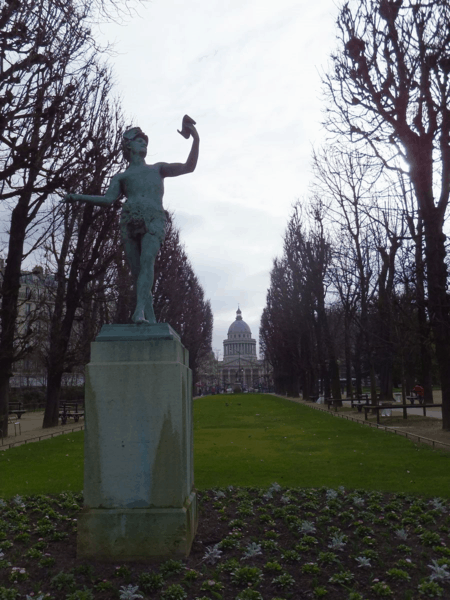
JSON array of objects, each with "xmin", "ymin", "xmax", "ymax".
[{"xmin": 218, "ymin": 307, "xmax": 263, "ymax": 389}]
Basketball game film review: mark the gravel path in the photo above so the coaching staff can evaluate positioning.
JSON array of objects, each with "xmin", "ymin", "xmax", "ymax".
[
  {"xmin": 1, "ymin": 410, "xmax": 84, "ymax": 450},
  {"xmin": 274, "ymin": 393, "xmax": 450, "ymax": 452}
]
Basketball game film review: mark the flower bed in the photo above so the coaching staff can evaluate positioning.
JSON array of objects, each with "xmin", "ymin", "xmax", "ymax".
[{"xmin": 0, "ymin": 485, "xmax": 449, "ymax": 599}]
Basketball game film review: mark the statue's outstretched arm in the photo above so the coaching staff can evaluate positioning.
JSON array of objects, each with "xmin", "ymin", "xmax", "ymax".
[
  {"xmin": 160, "ymin": 123, "xmax": 199, "ymax": 178},
  {"xmin": 63, "ymin": 173, "xmax": 122, "ymax": 206}
]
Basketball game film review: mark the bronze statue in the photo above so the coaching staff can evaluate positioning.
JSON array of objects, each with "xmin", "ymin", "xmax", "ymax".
[{"xmin": 64, "ymin": 115, "xmax": 199, "ymax": 324}]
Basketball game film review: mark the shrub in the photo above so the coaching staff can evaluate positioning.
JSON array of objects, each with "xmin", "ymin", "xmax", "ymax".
[
  {"xmin": 138, "ymin": 572, "xmax": 164, "ymax": 593},
  {"xmin": 51, "ymin": 572, "xmax": 77, "ymax": 592}
]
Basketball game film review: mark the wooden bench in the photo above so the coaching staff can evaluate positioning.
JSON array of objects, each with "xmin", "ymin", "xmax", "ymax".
[
  {"xmin": 363, "ymin": 403, "xmax": 443, "ymax": 424},
  {"xmin": 406, "ymin": 395, "xmax": 424, "ymax": 405},
  {"xmin": 59, "ymin": 402, "xmax": 84, "ymax": 425},
  {"xmin": 324, "ymin": 398, "xmax": 343, "ymax": 411},
  {"xmin": 305, "ymin": 395, "xmax": 319, "ymax": 403},
  {"xmin": 8, "ymin": 401, "xmax": 27, "ymax": 419}
]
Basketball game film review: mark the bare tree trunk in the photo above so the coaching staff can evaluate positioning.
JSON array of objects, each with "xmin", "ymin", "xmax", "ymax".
[
  {"xmin": 423, "ymin": 211, "xmax": 450, "ymax": 428},
  {"xmin": 0, "ymin": 202, "xmax": 29, "ymax": 437}
]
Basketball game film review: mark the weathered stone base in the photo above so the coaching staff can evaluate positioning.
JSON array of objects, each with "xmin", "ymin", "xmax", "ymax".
[
  {"xmin": 77, "ymin": 323, "xmax": 197, "ymax": 561},
  {"xmin": 77, "ymin": 490, "xmax": 197, "ymax": 561}
]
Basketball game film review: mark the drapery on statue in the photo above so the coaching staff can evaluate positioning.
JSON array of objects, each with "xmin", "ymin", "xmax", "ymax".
[{"xmin": 63, "ymin": 115, "xmax": 199, "ymax": 324}]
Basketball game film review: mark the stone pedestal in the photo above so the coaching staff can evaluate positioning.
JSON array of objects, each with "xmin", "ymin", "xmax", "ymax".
[{"xmin": 77, "ymin": 323, "xmax": 197, "ymax": 561}]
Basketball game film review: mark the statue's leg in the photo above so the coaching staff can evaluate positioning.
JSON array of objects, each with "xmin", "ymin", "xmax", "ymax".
[
  {"xmin": 123, "ymin": 236, "xmax": 148, "ymax": 324},
  {"xmin": 135, "ymin": 232, "xmax": 160, "ymax": 324}
]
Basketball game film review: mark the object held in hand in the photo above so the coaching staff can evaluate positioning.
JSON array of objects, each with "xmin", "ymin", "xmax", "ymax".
[{"xmin": 178, "ymin": 114, "xmax": 196, "ymax": 139}]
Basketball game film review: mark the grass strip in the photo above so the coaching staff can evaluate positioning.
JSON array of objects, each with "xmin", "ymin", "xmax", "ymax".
[{"xmin": 0, "ymin": 394, "xmax": 449, "ymax": 499}]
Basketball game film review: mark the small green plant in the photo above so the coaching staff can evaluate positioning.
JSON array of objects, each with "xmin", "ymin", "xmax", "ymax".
[
  {"xmin": 241, "ymin": 542, "xmax": 262, "ymax": 560},
  {"xmin": 160, "ymin": 559, "xmax": 184, "ymax": 578},
  {"xmin": 371, "ymin": 581, "xmax": 393, "ymax": 597},
  {"xmin": 50, "ymin": 571, "xmax": 77, "ymax": 591},
  {"xmin": 39, "ymin": 556, "xmax": 56, "ymax": 567},
  {"xmin": 301, "ymin": 562, "xmax": 320, "ymax": 575},
  {"xmin": 65, "ymin": 589, "xmax": 94, "ymax": 600},
  {"xmin": 272, "ymin": 572, "xmax": 295, "ymax": 589},
  {"xmin": 183, "ymin": 568, "xmax": 199, "ymax": 581},
  {"xmin": 420, "ymin": 532, "xmax": 442, "ymax": 547},
  {"xmin": 9, "ymin": 567, "xmax": 29, "ymax": 583},
  {"xmin": 138, "ymin": 572, "xmax": 164, "ymax": 593},
  {"xmin": 417, "ymin": 580, "xmax": 445, "ymax": 597},
  {"xmin": 263, "ymin": 561, "xmax": 282, "ymax": 572},
  {"xmin": 72, "ymin": 564, "xmax": 94, "ymax": 580},
  {"xmin": 219, "ymin": 537, "xmax": 241, "ymax": 550},
  {"xmin": 222, "ymin": 557, "xmax": 240, "ymax": 572},
  {"xmin": 318, "ymin": 552, "xmax": 338, "ymax": 565},
  {"xmin": 313, "ymin": 586, "xmax": 328, "ymax": 598},
  {"xmin": 0, "ymin": 587, "xmax": 19, "ymax": 600},
  {"xmin": 119, "ymin": 584, "xmax": 144, "ymax": 600},
  {"xmin": 261, "ymin": 539, "xmax": 278, "ymax": 550},
  {"xmin": 201, "ymin": 544, "xmax": 223, "ymax": 565},
  {"xmin": 13, "ymin": 532, "xmax": 30, "ymax": 543},
  {"xmin": 114, "ymin": 565, "xmax": 132, "ymax": 582},
  {"xmin": 235, "ymin": 589, "xmax": 263, "ymax": 600},
  {"xmin": 231, "ymin": 566, "xmax": 263, "ymax": 586},
  {"xmin": 302, "ymin": 535, "xmax": 318, "ymax": 547},
  {"xmin": 386, "ymin": 567, "xmax": 411, "ymax": 581},
  {"xmin": 200, "ymin": 579, "xmax": 224, "ymax": 593},
  {"xmin": 281, "ymin": 549, "xmax": 300, "ymax": 562},
  {"xmin": 328, "ymin": 571, "xmax": 354, "ymax": 586},
  {"xmin": 94, "ymin": 580, "xmax": 115, "ymax": 592},
  {"xmin": 25, "ymin": 548, "xmax": 43, "ymax": 559},
  {"xmin": 395, "ymin": 558, "xmax": 415, "ymax": 569},
  {"xmin": 160, "ymin": 583, "xmax": 187, "ymax": 600}
]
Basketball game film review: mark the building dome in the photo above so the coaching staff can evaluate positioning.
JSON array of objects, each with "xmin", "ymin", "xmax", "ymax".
[
  {"xmin": 218, "ymin": 306, "xmax": 265, "ymax": 389},
  {"xmin": 227, "ymin": 307, "xmax": 251, "ymax": 336}
]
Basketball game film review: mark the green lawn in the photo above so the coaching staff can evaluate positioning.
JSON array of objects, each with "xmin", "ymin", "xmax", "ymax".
[{"xmin": 0, "ymin": 393, "xmax": 449, "ymax": 498}]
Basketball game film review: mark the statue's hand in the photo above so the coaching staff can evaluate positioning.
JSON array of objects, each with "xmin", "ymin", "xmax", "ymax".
[
  {"xmin": 185, "ymin": 122, "xmax": 199, "ymax": 139},
  {"xmin": 178, "ymin": 114, "xmax": 198, "ymax": 139}
]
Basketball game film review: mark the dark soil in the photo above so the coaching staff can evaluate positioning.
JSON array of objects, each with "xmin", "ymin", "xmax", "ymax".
[{"xmin": 0, "ymin": 486, "xmax": 449, "ymax": 599}]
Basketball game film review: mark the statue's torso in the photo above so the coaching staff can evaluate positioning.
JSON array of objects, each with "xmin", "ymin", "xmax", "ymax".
[{"xmin": 120, "ymin": 163, "xmax": 164, "ymax": 211}]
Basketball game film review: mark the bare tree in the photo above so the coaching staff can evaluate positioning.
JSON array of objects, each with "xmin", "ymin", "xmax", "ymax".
[
  {"xmin": 323, "ymin": 0, "xmax": 450, "ymax": 428},
  {"xmin": 0, "ymin": 0, "xmax": 131, "ymax": 436},
  {"xmin": 260, "ymin": 202, "xmax": 339, "ymax": 399},
  {"xmin": 41, "ymin": 93, "xmax": 124, "ymax": 428},
  {"xmin": 313, "ymin": 147, "xmax": 380, "ymax": 400}
]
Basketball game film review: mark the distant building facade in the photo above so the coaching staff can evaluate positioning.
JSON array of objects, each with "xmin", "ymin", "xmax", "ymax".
[
  {"xmin": 218, "ymin": 307, "xmax": 268, "ymax": 389},
  {"xmin": 0, "ymin": 259, "xmax": 83, "ymax": 388}
]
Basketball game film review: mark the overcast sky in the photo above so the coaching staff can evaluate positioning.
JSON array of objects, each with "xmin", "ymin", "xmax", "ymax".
[{"xmin": 96, "ymin": 0, "xmax": 340, "ymax": 358}]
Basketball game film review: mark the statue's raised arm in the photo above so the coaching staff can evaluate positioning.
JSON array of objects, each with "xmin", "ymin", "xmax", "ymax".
[
  {"xmin": 159, "ymin": 115, "xmax": 199, "ymax": 178},
  {"xmin": 61, "ymin": 117, "xmax": 199, "ymax": 326}
]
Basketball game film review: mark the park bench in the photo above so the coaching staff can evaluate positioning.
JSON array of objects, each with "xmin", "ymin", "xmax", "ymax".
[
  {"xmin": 406, "ymin": 394, "xmax": 424, "ymax": 405},
  {"xmin": 305, "ymin": 395, "xmax": 319, "ymax": 403},
  {"xmin": 363, "ymin": 403, "xmax": 443, "ymax": 425},
  {"xmin": 324, "ymin": 398, "xmax": 343, "ymax": 411},
  {"xmin": 350, "ymin": 395, "xmax": 382, "ymax": 413},
  {"xmin": 351, "ymin": 396, "xmax": 369, "ymax": 412},
  {"xmin": 59, "ymin": 402, "xmax": 84, "ymax": 425},
  {"xmin": 8, "ymin": 401, "xmax": 27, "ymax": 419}
]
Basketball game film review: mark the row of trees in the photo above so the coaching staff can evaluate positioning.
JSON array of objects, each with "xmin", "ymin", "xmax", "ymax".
[
  {"xmin": 261, "ymin": 0, "xmax": 450, "ymax": 430},
  {"xmin": 0, "ymin": 0, "xmax": 212, "ymax": 436}
]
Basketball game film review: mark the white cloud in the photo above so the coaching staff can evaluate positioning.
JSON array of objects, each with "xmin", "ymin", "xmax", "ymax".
[{"xmin": 96, "ymin": 0, "xmax": 339, "ymax": 353}]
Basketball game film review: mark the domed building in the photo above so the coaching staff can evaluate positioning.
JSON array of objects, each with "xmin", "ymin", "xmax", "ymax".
[{"xmin": 218, "ymin": 307, "xmax": 265, "ymax": 389}]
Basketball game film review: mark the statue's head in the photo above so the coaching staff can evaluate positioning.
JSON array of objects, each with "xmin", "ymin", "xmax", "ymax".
[{"xmin": 122, "ymin": 126, "xmax": 149, "ymax": 162}]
